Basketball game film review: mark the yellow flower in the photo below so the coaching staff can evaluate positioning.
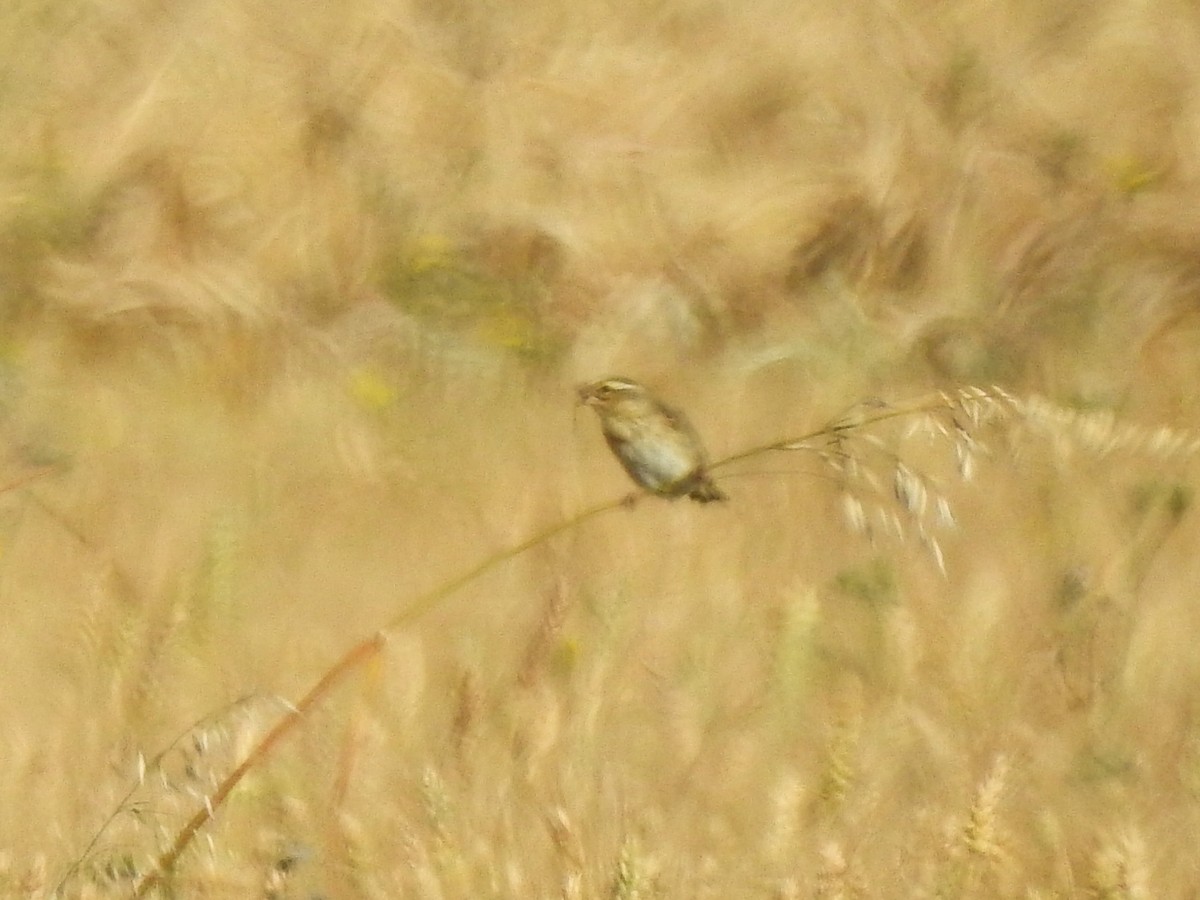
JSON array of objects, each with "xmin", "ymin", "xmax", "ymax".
[
  {"xmin": 1108, "ymin": 154, "xmax": 1162, "ymax": 194},
  {"xmin": 348, "ymin": 369, "xmax": 395, "ymax": 410},
  {"xmin": 407, "ymin": 233, "xmax": 456, "ymax": 274}
]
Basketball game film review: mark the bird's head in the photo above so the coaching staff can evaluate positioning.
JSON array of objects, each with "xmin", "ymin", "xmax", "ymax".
[{"xmin": 577, "ymin": 377, "xmax": 651, "ymax": 416}]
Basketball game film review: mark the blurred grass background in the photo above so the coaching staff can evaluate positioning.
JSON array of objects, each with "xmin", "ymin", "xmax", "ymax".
[{"xmin": 3, "ymin": 0, "xmax": 1200, "ymax": 895}]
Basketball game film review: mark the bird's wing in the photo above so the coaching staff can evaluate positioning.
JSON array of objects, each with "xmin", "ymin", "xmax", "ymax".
[{"xmin": 658, "ymin": 402, "xmax": 706, "ymax": 457}]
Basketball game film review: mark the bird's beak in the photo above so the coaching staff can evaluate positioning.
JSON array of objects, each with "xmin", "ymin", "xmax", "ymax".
[{"xmin": 577, "ymin": 384, "xmax": 597, "ymax": 406}]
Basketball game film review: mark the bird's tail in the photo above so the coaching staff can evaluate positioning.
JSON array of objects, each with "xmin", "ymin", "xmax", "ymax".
[{"xmin": 688, "ymin": 477, "xmax": 728, "ymax": 503}]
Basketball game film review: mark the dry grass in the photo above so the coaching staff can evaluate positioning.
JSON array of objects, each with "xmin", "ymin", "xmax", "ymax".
[{"xmin": 2, "ymin": 0, "xmax": 1200, "ymax": 896}]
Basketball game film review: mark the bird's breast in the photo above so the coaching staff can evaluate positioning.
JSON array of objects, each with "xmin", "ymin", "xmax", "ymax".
[{"xmin": 609, "ymin": 432, "xmax": 696, "ymax": 492}]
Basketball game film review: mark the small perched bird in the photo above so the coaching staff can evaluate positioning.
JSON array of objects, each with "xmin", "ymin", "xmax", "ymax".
[{"xmin": 578, "ymin": 377, "xmax": 727, "ymax": 503}]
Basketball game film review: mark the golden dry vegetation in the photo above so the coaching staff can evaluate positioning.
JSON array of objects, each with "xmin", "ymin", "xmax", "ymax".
[{"xmin": 3, "ymin": 0, "xmax": 1200, "ymax": 896}]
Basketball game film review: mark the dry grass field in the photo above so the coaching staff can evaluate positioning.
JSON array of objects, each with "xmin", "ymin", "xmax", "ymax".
[{"xmin": 4, "ymin": 0, "xmax": 1200, "ymax": 896}]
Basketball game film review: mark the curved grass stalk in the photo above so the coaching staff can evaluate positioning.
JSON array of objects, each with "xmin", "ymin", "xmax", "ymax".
[{"xmin": 124, "ymin": 493, "xmax": 635, "ymax": 897}]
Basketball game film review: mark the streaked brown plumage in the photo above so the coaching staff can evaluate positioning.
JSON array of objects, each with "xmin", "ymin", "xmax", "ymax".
[{"xmin": 578, "ymin": 377, "xmax": 726, "ymax": 503}]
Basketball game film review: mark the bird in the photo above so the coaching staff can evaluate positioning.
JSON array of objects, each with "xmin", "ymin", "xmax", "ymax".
[{"xmin": 577, "ymin": 377, "xmax": 727, "ymax": 503}]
